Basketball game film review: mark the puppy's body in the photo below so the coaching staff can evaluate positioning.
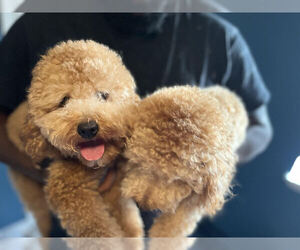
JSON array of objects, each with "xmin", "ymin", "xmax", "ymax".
[{"xmin": 121, "ymin": 86, "xmax": 248, "ymax": 248}]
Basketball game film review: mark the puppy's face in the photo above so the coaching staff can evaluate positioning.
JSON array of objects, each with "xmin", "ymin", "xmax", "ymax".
[
  {"xmin": 28, "ymin": 40, "xmax": 138, "ymax": 168},
  {"xmin": 123, "ymin": 86, "xmax": 237, "ymax": 214}
]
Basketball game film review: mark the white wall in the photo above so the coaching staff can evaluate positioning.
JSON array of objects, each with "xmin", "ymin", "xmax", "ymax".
[
  {"xmin": 0, "ymin": 0, "xmax": 24, "ymax": 12},
  {"xmin": 0, "ymin": 0, "xmax": 24, "ymax": 35},
  {"xmin": 0, "ymin": 13, "xmax": 23, "ymax": 35}
]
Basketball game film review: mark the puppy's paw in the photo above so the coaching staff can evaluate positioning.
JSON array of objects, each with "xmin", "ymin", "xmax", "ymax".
[
  {"xmin": 148, "ymin": 237, "xmax": 195, "ymax": 250},
  {"xmin": 122, "ymin": 238, "xmax": 145, "ymax": 250},
  {"xmin": 120, "ymin": 199, "xmax": 144, "ymax": 238}
]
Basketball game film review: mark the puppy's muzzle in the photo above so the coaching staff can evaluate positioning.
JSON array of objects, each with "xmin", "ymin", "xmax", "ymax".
[{"xmin": 77, "ymin": 120, "xmax": 99, "ymax": 139}]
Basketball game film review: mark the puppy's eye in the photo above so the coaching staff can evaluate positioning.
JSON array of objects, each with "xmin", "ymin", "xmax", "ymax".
[
  {"xmin": 96, "ymin": 91, "xmax": 109, "ymax": 101},
  {"xmin": 58, "ymin": 96, "xmax": 70, "ymax": 108}
]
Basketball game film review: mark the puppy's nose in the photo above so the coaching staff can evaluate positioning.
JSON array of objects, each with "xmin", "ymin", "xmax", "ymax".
[{"xmin": 77, "ymin": 121, "xmax": 99, "ymax": 139}]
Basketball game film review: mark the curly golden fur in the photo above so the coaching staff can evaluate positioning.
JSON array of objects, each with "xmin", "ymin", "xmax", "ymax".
[
  {"xmin": 121, "ymin": 86, "xmax": 248, "ymax": 244},
  {"xmin": 27, "ymin": 40, "xmax": 138, "ymax": 168}
]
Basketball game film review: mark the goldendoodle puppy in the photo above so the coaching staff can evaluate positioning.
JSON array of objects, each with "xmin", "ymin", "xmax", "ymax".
[
  {"xmin": 7, "ymin": 40, "xmax": 143, "ymax": 238},
  {"xmin": 121, "ymin": 86, "xmax": 248, "ymax": 248}
]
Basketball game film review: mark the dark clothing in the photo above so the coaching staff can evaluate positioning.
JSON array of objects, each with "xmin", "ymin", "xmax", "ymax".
[
  {"xmin": 0, "ymin": 13, "xmax": 270, "ymax": 236},
  {"xmin": 0, "ymin": 13, "xmax": 270, "ymax": 115}
]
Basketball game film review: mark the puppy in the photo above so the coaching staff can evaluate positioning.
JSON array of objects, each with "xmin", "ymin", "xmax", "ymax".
[
  {"xmin": 121, "ymin": 86, "xmax": 248, "ymax": 248},
  {"xmin": 7, "ymin": 40, "xmax": 143, "ymax": 238}
]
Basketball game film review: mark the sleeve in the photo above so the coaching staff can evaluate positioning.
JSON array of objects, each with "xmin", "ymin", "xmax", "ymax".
[
  {"xmin": 221, "ymin": 27, "xmax": 271, "ymax": 113},
  {"xmin": 0, "ymin": 16, "xmax": 30, "ymax": 115}
]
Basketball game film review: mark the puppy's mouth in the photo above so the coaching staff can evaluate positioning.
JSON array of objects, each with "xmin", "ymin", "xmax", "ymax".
[{"xmin": 77, "ymin": 139, "xmax": 105, "ymax": 161}]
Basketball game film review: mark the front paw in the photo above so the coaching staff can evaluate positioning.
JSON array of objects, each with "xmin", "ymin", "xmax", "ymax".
[
  {"xmin": 148, "ymin": 238, "xmax": 195, "ymax": 250},
  {"xmin": 123, "ymin": 238, "xmax": 145, "ymax": 250}
]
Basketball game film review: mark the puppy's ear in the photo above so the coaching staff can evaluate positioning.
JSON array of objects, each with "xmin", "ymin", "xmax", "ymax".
[
  {"xmin": 20, "ymin": 114, "xmax": 54, "ymax": 167},
  {"xmin": 121, "ymin": 168, "xmax": 192, "ymax": 213},
  {"xmin": 189, "ymin": 153, "xmax": 236, "ymax": 216}
]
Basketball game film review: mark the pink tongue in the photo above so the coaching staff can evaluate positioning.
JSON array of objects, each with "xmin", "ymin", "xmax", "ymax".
[{"xmin": 79, "ymin": 144, "xmax": 105, "ymax": 161}]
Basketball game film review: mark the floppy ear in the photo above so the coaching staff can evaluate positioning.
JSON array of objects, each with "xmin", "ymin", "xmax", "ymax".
[
  {"xmin": 121, "ymin": 167, "xmax": 192, "ymax": 213},
  {"xmin": 20, "ymin": 113, "xmax": 56, "ymax": 167},
  {"xmin": 191, "ymin": 152, "xmax": 237, "ymax": 216}
]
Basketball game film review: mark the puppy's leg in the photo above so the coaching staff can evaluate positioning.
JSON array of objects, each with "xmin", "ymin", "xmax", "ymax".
[
  {"xmin": 8, "ymin": 169, "xmax": 51, "ymax": 236},
  {"xmin": 101, "ymin": 176, "xmax": 144, "ymax": 250},
  {"xmin": 148, "ymin": 198, "xmax": 202, "ymax": 250},
  {"xmin": 45, "ymin": 160, "xmax": 124, "ymax": 237},
  {"xmin": 119, "ymin": 198, "xmax": 144, "ymax": 238},
  {"xmin": 119, "ymin": 198, "xmax": 145, "ymax": 250}
]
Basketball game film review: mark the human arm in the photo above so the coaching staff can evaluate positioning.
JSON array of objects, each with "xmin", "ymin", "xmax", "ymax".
[
  {"xmin": 219, "ymin": 22, "xmax": 273, "ymax": 163},
  {"xmin": 0, "ymin": 16, "xmax": 47, "ymax": 183},
  {"xmin": 237, "ymin": 105, "xmax": 273, "ymax": 163}
]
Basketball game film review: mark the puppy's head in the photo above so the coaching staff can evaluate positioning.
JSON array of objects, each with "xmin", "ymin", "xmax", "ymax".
[
  {"xmin": 26, "ymin": 40, "xmax": 138, "ymax": 168},
  {"xmin": 123, "ymin": 86, "xmax": 247, "ymax": 215}
]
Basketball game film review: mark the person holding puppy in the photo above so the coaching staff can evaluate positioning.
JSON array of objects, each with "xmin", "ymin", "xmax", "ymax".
[{"xmin": 0, "ymin": 13, "xmax": 272, "ymax": 236}]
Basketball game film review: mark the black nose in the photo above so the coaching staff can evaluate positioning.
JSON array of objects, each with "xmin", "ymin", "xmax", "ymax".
[{"xmin": 77, "ymin": 121, "xmax": 99, "ymax": 139}]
